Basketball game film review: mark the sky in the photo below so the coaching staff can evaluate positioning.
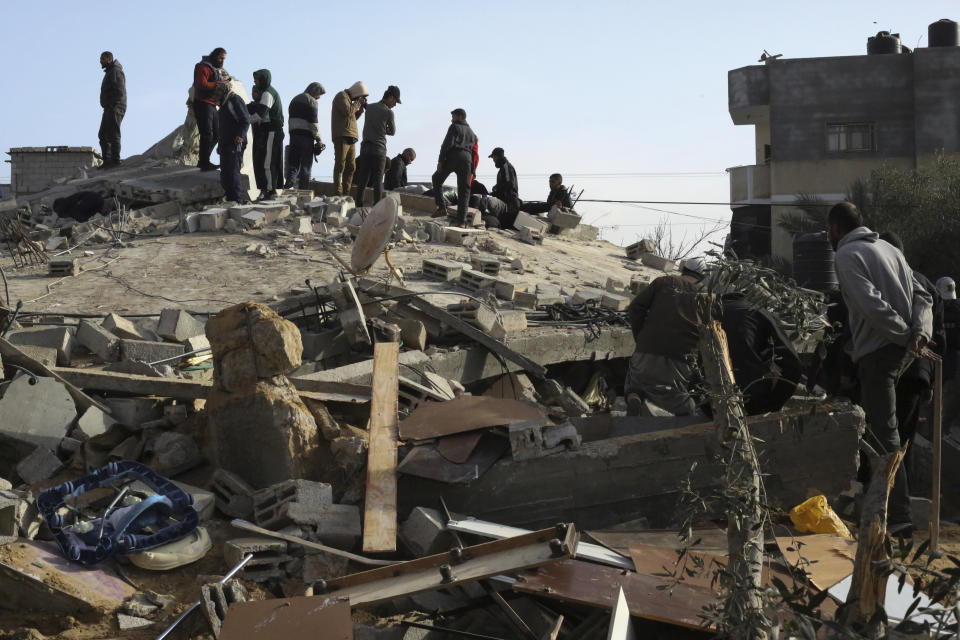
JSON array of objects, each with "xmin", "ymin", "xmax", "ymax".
[{"xmin": 3, "ymin": 1, "xmax": 957, "ymax": 248}]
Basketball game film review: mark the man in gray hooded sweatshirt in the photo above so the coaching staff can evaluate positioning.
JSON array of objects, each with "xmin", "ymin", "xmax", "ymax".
[{"xmin": 828, "ymin": 201, "xmax": 933, "ymax": 534}]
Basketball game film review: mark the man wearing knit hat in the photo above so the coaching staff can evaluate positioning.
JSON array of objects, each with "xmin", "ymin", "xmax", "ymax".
[{"xmin": 331, "ymin": 81, "xmax": 369, "ymax": 195}]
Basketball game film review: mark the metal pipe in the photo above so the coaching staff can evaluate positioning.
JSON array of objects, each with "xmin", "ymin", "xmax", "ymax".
[
  {"xmin": 154, "ymin": 553, "xmax": 254, "ymax": 640},
  {"xmin": 147, "ymin": 346, "xmax": 212, "ymax": 366}
]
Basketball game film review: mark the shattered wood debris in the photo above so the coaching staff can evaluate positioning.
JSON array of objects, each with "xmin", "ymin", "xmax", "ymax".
[{"xmin": 0, "ymin": 146, "xmax": 953, "ymax": 638}]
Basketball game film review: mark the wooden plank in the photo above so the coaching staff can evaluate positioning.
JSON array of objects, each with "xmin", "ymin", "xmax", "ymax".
[
  {"xmin": 49, "ymin": 366, "xmax": 369, "ymax": 404},
  {"xmin": 606, "ymin": 587, "xmax": 636, "ymax": 640},
  {"xmin": 0, "ymin": 337, "xmax": 111, "ymax": 415},
  {"xmin": 774, "ymin": 535, "xmax": 856, "ymax": 591},
  {"xmin": 362, "ymin": 341, "xmax": 400, "ymax": 553},
  {"xmin": 512, "ymin": 559, "xmax": 715, "ymax": 631},
  {"xmin": 359, "ymin": 279, "xmax": 547, "ymax": 378},
  {"xmin": 325, "ymin": 525, "xmax": 577, "ymax": 606},
  {"xmin": 399, "ymin": 395, "xmax": 546, "ymax": 441},
  {"xmin": 230, "ymin": 519, "xmax": 395, "ymax": 567}
]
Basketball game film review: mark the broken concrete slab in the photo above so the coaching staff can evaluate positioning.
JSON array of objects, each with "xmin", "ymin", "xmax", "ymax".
[
  {"xmin": 120, "ymin": 338, "xmax": 185, "ymax": 364},
  {"xmin": 101, "ymin": 313, "xmax": 146, "ymax": 340},
  {"xmin": 16, "ymin": 448, "xmax": 63, "ymax": 484},
  {"xmin": 76, "ymin": 319, "xmax": 120, "ymax": 361},
  {"xmin": 197, "ymin": 208, "xmax": 228, "ymax": 232},
  {"xmin": 157, "ymin": 308, "xmax": 206, "ymax": 342},
  {"xmin": 13, "ymin": 345, "xmax": 58, "ymax": 368},
  {"xmin": 0, "ymin": 375, "xmax": 77, "ymax": 449},
  {"xmin": 102, "ymin": 397, "xmax": 163, "ymax": 427},
  {"xmin": 5, "ymin": 326, "xmax": 75, "ymax": 366},
  {"xmin": 399, "ymin": 507, "xmax": 453, "ymax": 557}
]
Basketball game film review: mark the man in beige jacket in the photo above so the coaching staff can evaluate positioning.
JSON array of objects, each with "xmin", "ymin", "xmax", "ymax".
[{"xmin": 330, "ymin": 81, "xmax": 369, "ymax": 195}]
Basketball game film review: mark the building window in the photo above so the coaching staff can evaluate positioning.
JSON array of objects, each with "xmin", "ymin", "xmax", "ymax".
[{"xmin": 826, "ymin": 123, "xmax": 875, "ymax": 152}]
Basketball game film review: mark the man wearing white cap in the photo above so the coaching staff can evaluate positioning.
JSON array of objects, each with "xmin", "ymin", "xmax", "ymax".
[
  {"xmin": 331, "ymin": 81, "xmax": 369, "ymax": 195},
  {"xmin": 624, "ymin": 256, "xmax": 713, "ymax": 416}
]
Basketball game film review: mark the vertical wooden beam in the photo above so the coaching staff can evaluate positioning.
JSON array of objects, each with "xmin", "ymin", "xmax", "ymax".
[
  {"xmin": 362, "ymin": 341, "xmax": 400, "ymax": 553},
  {"xmin": 931, "ymin": 359, "xmax": 943, "ymax": 552}
]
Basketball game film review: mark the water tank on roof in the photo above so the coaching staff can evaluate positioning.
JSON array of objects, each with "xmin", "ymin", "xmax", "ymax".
[
  {"xmin": 793, "ymin": 232, "xmax": 838, "ymax": 292},
  {"xmin": 867, "ymin": 31, "xmax": 902, "ymax": 54},
  {"xmin": 929, "ymin": 19, "xmax": 960, "ymax": 47}
]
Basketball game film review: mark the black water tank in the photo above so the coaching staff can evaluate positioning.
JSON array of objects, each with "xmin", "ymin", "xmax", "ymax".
[
  {"xmin": 929, "ymin": 19, "xmax": 960, "ymax": 47},
  {"xmin": 867, "ymin": 31, "xmax": 902, "ymax": 54},
  {"xmin": 793, "ymin": 232, "xmax": 838, "ymax": 291}
]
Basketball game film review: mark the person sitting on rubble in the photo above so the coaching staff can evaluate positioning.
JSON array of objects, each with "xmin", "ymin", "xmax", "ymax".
[
  {"xmin": 384, "ymin": 148, "xmax": 416, "ymax": 191},
  {"xmin": 625, "ymin": 256, "xmax": 713, "ymax": 416},
  {"xmin": 215, "ymin": 82, "xmax": 251, "ymax": 204},
  {"xmin": 53, "ymin": 191, "xmax": 106, "ymax": 222},
  {"xmin": 287, "ymin": 82, "xmax": 327, "ymax": 191},
  {"xmin": 718, "ymin": 291, "xmax": 802, "ymax": 415},
  {"xmin": 828, "ymin": 202, "xmax": 933, "ymax": 537},
  {"xmin": 520, "ymin": 173, "xmax": 573, "ymax": 216},
  {"xmin": 247, "ymin": 69, "xmax": 284, "ymax": 201},
  {"xmin": 477, "ymin": 147, "xmax": 521, "ymax": 229},
  {"xmin": 355, "ymin": 86, "xmax": 401, "ymax": 207},
  {"xmin": 431, "ymin": 108, "xmax": 478, "ymax": 226},
  {"xmin": 193, "ymin": 47, "xmax": 227, "ymax": 171}
]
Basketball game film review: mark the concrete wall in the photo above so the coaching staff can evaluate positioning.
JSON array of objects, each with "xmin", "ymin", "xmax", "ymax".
[
  {"xmin": 8, "ymin": 147, "xmax": 99, "ymax": 196},
  {"xmin": 913, "ymin": 47, "xmax": 960, "ymax": 154}
]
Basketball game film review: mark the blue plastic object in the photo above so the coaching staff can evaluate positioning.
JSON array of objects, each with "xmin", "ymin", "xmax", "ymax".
[{"xmin": 36, "ymin": 460, "xmax": 198, "ymax": 565}]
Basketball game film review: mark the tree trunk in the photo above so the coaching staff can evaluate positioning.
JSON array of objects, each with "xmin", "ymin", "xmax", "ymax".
[
  {"xmin": 699, "ymin": 320, "xmax": 766, "ymax": 640},
  {"xmin": 843, "ymin": 447, "xmax": 905, "ymax": 638}
]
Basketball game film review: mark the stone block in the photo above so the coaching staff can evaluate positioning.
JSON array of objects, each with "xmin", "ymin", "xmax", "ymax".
[
  {"xmin": 548, "ymin": 207, "xmax": 581, "ymax": 230},
  {"xmin": 14, "ymin": 345, "xmax": 57, "ymax": 368},
  {"xmin": 16, "ymin": 448, "xmax": 63, "ymax": 484},
  {"xmin": 74, "ymin": 405, "xmax": 118, "ymax": 439},
  {"xmin": 601, "ymin": 293, "xmax": 630, "ymax": 311},
  {"xmin": 77, "ymin": 319, "xmax": 120, "ymax": 361},
  {"xmin": 513, "ymin": 211, "xmax": 550, "ymax": 235},
  {"xmin": 181, "ymin": 212, "xmax": 200, "ymax": 233},
  {"xmin": 103, "ymin": 397, "xmax": 164, "ymax": 427},
  {"xmin": 395, "ymin": 317, "xmax": 427, "ymax": 351},
  {"xmin": 0, "ymin": 375, "xmax": 77, "ymax": 449},
  {"xmin": 228, "ymin": 203, "xmax": 259, "ymax": 220},
  {"xmin": 513, "ymin": 290, "xmax": 538, "ymax": 308},
  {"xmin": 641, "ymin": 252, "xmax": 676, "ymax": 271},
  {"xmin": 102, "ymin": 313, "xmax": 146, "ymax": 340},
  {"xmin": 626, "ymin": 239, "xmax": 656, "ymax": 260},
  {"xmin": 148, "ymin": 431, "xmax": 202, "ymax": 477},
  {"xmin": 446, "ymin": 301, "xmax": 497, "ymax": 333},
  {"xmin": 45, "ymin": 236, "xmax": 66, "ymax": 251},
  {"xmin": 197, "ymin": 208, "xmax": 228, "ymax": 232},
  {"xmin": 6, "ymin": 326, "xmax": 75, "ymax": 366},
  {"xmin": 121, "ymin": 339, "xmax": 185, "ymax": 364},
  {"xmin": 258, "ymin": 203, "xmax": 290, "ymax": 223},
  {"xmin": 572, "ymin": 288, "xmax": 605, "ymax": 304},
  {"xmin": 494, "ymin": 279, "xmax": 517, "ymax": 301},
  {"xmin": 463, "ymin": 207, "xmax": 483, "ymax": 227},
  {"xmin": 459, "ymin": 268, "xmax": 497, "ymax": 293},
  {"xmin": 310, "ymin": 503, "xmax": 362, "ymax": 549},
  {"xmin": 421, "ymin": 258, "xmax": 464, "ymax": 281},
  {"xmin": 240, "ymin": 210, "xmax": 266, "ymax": 228},
  {"xmin": 185, "ymin": 333, "xmax": 211, "ymax": 354},
  {"xmin": 157, "ymin": 309, "xmax": 206, "ymax": 342},
  {"xmin": 489, "ymin": 310, "xmax": 528, "ymax": 341},
  {"xmin": 294, "ymin": 216, "xmax": 313, "ymax": 235},
  {"xmin": 399, "ymin": 507, "xmax": 452, "ymax": 557},
  {"xmin": 209, "ymin": 468, "xmax": 256, "ymax": 518},
  {"xmin": 605, "ymin": 277, "xmax": 626, "ymax": 293},
  {"xmin": 252, "ymin": 479, "xmax": 333, "ymax": 529}
]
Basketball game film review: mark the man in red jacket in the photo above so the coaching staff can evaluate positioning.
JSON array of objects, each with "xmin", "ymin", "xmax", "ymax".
[{"xmin": 193, "ymin": 47, "xmax": 227, "ymax": 171}]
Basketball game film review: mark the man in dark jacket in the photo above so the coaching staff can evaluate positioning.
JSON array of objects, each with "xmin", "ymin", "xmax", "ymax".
[
  {"xmin": 287, "ymin": 82, "xmax": 326, "ymax": 190},
  {"xmin": 98, "ymin": 52, "xmax": 126, "ymax": 169},
  {"xmin": 829, "ymin": 202, "xmax": 934, "ymax": 535},
  {"xmin": 193, "ymin": 47, "xmax": 227, "ymax": 171},
  {"xmin": 215, "ymin": 82, "xmax": 251, "ymax": 204},
  {"xmin": 384, "ymin": 148, "xmax": 415, "ymax": 191},
  {"xmin": 432, "ymin": 108, "xmax": 478, "ymax": 225},
  {"xmin": 521, "ymin": 174, "xmax": 573, "ymax": 215},
  {"xmin": 478, "ymin": 147, "xmax": 520, "ymax": 228},
  {"xmin": 355, "ymin": 86, "xmax": 400, "ymax": 207},
  {"xmin": 719, "ymin": 292, "xmax": 802, "ymax": 415},
  {"xmin": 247, "ymin": 69, "xmax": 284, "ymax": 200},
  {"xmin": 625, "ymin": 256, "xmax": 713, "ymax": 416}
]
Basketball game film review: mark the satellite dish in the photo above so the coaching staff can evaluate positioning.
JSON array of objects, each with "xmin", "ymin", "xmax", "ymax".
[{"xmin": 350, "ymin": 196, "xmax": 399, "ymax": 273}]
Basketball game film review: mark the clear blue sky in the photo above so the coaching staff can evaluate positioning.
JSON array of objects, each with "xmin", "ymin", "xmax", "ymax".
[{"xmin": 3, "ymin": 1, "xmax": 956, "ymax": 247}]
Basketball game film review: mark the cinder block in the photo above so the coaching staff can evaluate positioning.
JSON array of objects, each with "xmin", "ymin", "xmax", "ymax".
[
  {"xmin": 548, "ymin": 207, "xmax": 581, "ymax": 230},
  {"xmin": 600, "ymin": 292, "xmax": 630, "ymax": 311},
  {"xmin": 572, "ymin": 288, "xmax": 605, "ymax": 304},
  {"xmin": 101, "ymin": 313, "xmax": 146, "ymax": 340},
  {"xmin": 399, "ymin": 507, "xmax": 452, "ymax": 557},
  {"xmin": 252, "ymin": 480, "xmax": 333, "ymax": 529},
  {"xmin": 16, "ymin": 448, "xmax": 63, "ymax": 484},
  {"xmin": 422, "ymin": 259, "xmax": 463, "ymax": 281},
  {"xmin": 157, "ymin": 309, "xmax": 205, "ymax": 342},
  {"xmin": 459, "ymin": 268, "xmax": 497, "ymax": 293},
  {"xmin": 14, "ymin": 345, "xmax": 57, "ymax": 367},
  {"xmin": 257, "ymin": 203, "xmax": 290, "ymax": 223},
  {"xmin": 489, "ymin": 310, "xmax": 528, "ymax": 341},
  {"xmin": 446, "ymin": 301, "xmax": 497, "ymax": 333},
  {"xmin": 469, "ymin": 256, "xmax": 500, "ymax": 276},
  {"xmin": 641, "ymin": 252, "xmax": 676, "ymax": 272},
  {"xmin": 200, "ymin": 579, "xmax": 247, "ymax": 637},
  {"xmin": 76, "ymin": 319, "xmax": 120, "ymax": 361},
  {"xmin": 121, "ymin": 339, "xmax": 184, "ymax": 364},
  {"xmin": 240, "ymin": 210, "xmax": 266, "ymax": 228},
  {"xmin": 184, "ymin": 334, "xmax": 210, "ymax": 354},
  {"xmin": 197, "ymin": 208, "xmax": 228, "ymax": 232},
  {"xmin": 209, "ymin": 469, "xmax": 256, "ymax": 518},
  {"xmin": 626, "ymin": 239, "xmax": 656, "ymax": 260},
  {"xmin": 294, "ymin": 216, "xmax": 313, "ymax": 235},
  {"xmin": 224, "ymin": 538, "xmax": 291, "ymax": 582}
]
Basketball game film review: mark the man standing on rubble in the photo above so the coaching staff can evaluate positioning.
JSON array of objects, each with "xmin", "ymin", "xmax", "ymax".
[
  {"xmin": 215, "ymin": 82, "xmax": 251, "ymax": 204},
  {"xmin": 193, "ymin": 47, "xmax": 227, "ymax": 171},
  {"xmin": 331, "ymin": 81, "xmax": 368, "ymax": 196},
  {"xmin": 432, "ymin": 108, "xmax": 478, "ymax": 225},
  {"xmin": 354, "ymin": 86, "xmax": 400, "ymax": 207},
  {"xmin": 98, "ymin": 52, "xmax": 125, "ymax": 169},
  {"xmin": 287, "ymin": 83, "xmax": 326, "ymax": 190},
  {"xmin": 247, "ymin": 69, "xmax": 284, "ymax": 200},
  {"xmin": 478, "ymin": 147, "xmax": 520, "ymax": 228},
  {"xmin": 520, "ymin": 174, "xmax": 573, "ymax": 215},
  {"xmin": 828, "ymin": 202, "xmax": 933, "ymax": 535},
  {"xmin": 384, "ymin": 148, "xmax": 416, "ymax": 191},
  {"xmin": 625, "ymin": 256, "xmax": 712, "ymax": 416}
]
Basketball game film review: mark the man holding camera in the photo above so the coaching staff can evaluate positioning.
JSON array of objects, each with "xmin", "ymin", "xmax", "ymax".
[
  {"xmin": 331, "ymin": 81, "xmax": 369, "ymax": 196},
  {"xmin": 287, "ymin": 82, "xmax": 326, "ymax": 190}
]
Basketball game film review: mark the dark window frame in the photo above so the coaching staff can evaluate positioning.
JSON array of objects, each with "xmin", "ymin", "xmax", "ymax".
[{"xmin": 826, "ymin": 122, "xmax": 876, "ymax": 153}]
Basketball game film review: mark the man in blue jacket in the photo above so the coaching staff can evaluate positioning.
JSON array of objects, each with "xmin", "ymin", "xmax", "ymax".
[
  {"xmin": 828, "ymin": 201, "xmax": 934, "ymax": 536},
  {"xmin": 215, "ymin": 82, "xmax": 251, "ymax": 204}
]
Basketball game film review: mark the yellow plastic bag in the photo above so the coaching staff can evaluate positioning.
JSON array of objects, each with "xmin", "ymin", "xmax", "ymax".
[{"xmin": 789, "ymin": 495, "xmax": 852, "ymax": 538}]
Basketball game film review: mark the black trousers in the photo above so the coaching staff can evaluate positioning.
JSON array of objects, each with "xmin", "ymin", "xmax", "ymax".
[
  {"xmin": 98, "ymin": 105, "xmax": 125, "ymax": 146},
  {"xmin": 288, "ymin": 132, "xmax": 315, "ymax": 190},
  {"xmin": 219, "ymin": 142, "xmax": 245, "ymax": 203},
  {"xmin": 521, "ymin": 201, "xmax": 551, "ymax": 215},
  {"xmin": 193, "ymin": 101, "xmax": 219, "ymax": 166},
  {"xmin": 252, "ymin": 128, "xmax": 284, "ymax": 191},
  {"xmin": 355, "ymin": 152, "xmax": 386, "ymax": 206},
  {"xmin": 432, "ymin": 150, "xmax": 472, "ymax": 222}
]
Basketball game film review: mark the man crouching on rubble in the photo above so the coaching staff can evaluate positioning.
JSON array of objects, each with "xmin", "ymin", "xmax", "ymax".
[
  {"xmin": 625, "ymin": 256, "xmax": 713, "ymax": 416},
  {"xmin": 828, "ymin": 201, "xmax": 933, "ymax": 535},
  {"xmin": 216, "ymin": 82, "xmax": 251, "ymax": 204}
]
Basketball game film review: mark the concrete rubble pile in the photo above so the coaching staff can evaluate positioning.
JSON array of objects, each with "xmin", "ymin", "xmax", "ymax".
[{"xmin": 0, "ymin": 158, "xmax": 927, "ymax": 638}]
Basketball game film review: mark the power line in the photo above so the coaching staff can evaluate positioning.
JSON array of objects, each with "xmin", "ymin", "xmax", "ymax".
[{"xmin": 579, "ymin": 198, "xmax": 833, "ymax": 207}]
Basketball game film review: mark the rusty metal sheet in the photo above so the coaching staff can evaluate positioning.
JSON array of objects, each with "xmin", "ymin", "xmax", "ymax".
[
  {"xmin": 219, "ymin": 596, "xmax": 351, "ymax": 639},
  {"xmin": 399, "ymin": 395, "xmax": 546, "ymax": 441},
  {"xmin": 775, "ymin": 535, "xmax": 856, "ymax": 591},
  {"xmin": 513, "ymin": 558, "xmax": 715, "ymax": 631},
  {"xmin": 398, "ymin": 433, "xmax": 509, "ymax": 483},
  {"xmin": 436, "ymin": 431, "xmax": 484, "ymax": 463}
]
